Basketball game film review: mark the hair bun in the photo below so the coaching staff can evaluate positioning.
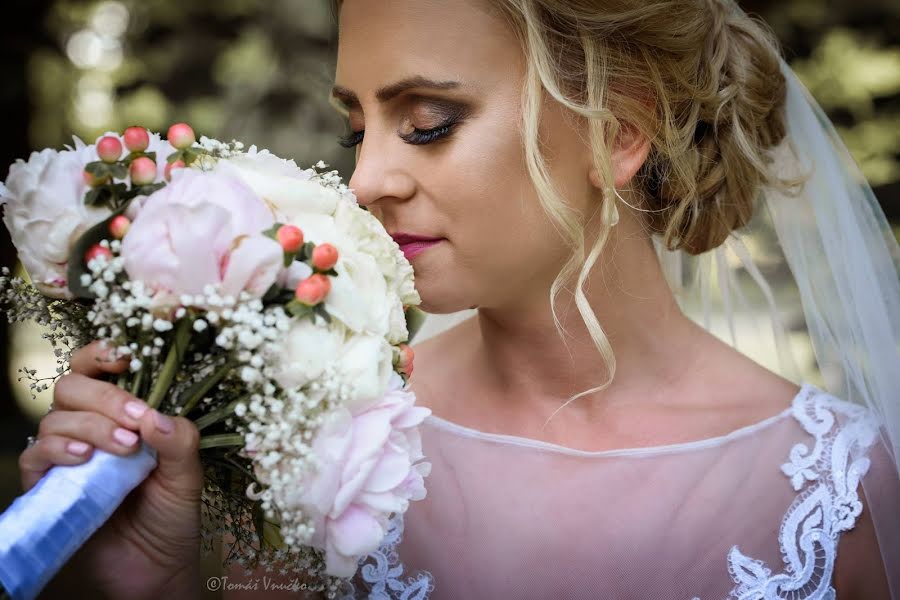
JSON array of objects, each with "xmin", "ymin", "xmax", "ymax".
[{"xmin": 641, "ymin": 0, "xmax": 788, "ymax": 255}]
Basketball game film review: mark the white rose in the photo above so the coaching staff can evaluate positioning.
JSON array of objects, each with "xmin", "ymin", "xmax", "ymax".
[
  {"xmin": 337, "ymin": 334, "xmax": 395, "ymax": 413},
  {"xmin": 0, "ymin": 145, "xmax": 111, "ymax": 298},
  {"xmin": 386, "ymin": 300, "xmax": 409, "ymax": 346},
  {"xmin": 218, "ymin": 149, "xmax": 340, "ymax": 221},
  {"xmin": 289, "ymin": 213, "xmax": 392, "ymax": 337},
  {"xmin": 273, "ymin": 318, "xmax": 346, "ymax": 391},
  {"xmin": 333, "ymin": 200, "xmax": 420, "ymax": 307},
  {"xmin": 272, "ymin": 322, "xmax": 393, "ymax": 414}
]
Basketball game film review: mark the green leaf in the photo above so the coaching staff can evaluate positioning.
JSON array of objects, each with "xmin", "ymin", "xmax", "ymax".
[
  {"xmin": 405, "ymin": 306, "xmax": 427, "ymax": 343},
  {"xmin": 83, "ymin": 188, "xmax": 104, "ymax": 206},
  {"xmin": 122, "ymin": 181, "xmax": 166, "ymax": 200},
  {"xmin": 166, "ymin": 150, "xmax": 183, "ymax": 164},
  {"xmin": 84, "ymin": 161, "xmax": 110, "ymax": 177},
  {"xmin": 67, "ymin": 208, "xmax": 128, "ymax": 299},
  {"xmin": 296, "ymin": 241, "xmax": 316, "ymax": 262},
  {"xmin": 313, "ymin": 303, "xmax": 332, "ymax": 325},
  {"xmin": 262, "ymin": 223, "xmax": 283, "ymax": 241},
  {"xmin": 286, "ymin": 299, "xmax": 314, "ymax": 319},
  {"xmin": 109, "ymin": 163, "xmax": 128, "ymax": 180}
]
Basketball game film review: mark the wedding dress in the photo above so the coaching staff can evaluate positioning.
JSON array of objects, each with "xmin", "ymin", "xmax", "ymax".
[{"xmin": 344, "ymin": 380, "xmax": 899, "ymax": 599}]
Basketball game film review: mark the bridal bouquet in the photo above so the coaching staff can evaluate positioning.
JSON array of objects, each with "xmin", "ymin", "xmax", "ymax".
[{"xmin": 0, "ymin": 124, "xmax": 431, "ymax": 599}]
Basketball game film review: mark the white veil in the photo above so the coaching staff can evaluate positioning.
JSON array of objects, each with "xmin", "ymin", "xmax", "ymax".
[{"xmin": 407, "ymin": 50, "xmax": 900, "ymax": 597}]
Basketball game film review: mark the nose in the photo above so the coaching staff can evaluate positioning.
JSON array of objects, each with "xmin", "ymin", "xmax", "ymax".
[{"xmin": 347, "ymin": 141, "xmax": 416, "ymax": 208}]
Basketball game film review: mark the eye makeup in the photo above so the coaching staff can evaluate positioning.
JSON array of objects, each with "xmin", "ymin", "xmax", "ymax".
[{"xmin": 337, "ymin": 97, "xmax": 473, "ymax": 148}]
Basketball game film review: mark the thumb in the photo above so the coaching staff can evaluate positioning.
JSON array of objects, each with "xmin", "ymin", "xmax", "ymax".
[{"xmin": 138, "ymin": 409, "xmax": 203, "ymax": 496}]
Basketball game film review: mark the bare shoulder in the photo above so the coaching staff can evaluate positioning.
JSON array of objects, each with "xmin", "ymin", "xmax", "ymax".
[{"xmin": 640, "ymin": 330, "xmax": 804, "ymax": 443}]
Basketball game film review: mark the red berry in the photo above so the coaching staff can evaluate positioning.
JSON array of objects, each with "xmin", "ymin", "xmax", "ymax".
[
  {"xmin": 294, "ymin": 274, "xmax": 331, "ymax": 306},
  {"xmin": 84, "ymin": 244, "xmax": 113, "ymax": 265},
  {"xmin": 166, "ymin": 123, "xmax": 196, "ymax": 150},
  {"xmin": 83, "ymin": 170, "xmax": 109, "ymax": 187},
  {"xmin": 129, "ymin": 156, "xmax": 157, "ymax": 185},
  {"xmin": 164, "ymin": 159, "xmax": 186, "ymax": 181},
  {"xmin": 122, "ymin": 127, "xmax": 150, "ymax": 152},
  {"xmin": 108, "ymin": 215, "xmax": 131, "ymax": 239},
  {"xmin": 396, "ymin": 343, "xmax": 415, "ymax": 377},
  {"xmin": 312, "ymin": 243, "xmax": 339, "ymax": 271},
  {"xmin": 96, "ymin": 136, "xmax": 123, "ymax": 163},
  {"xmin": 276, "ymin": 225, "xmax": 304, "ymax": 253}
]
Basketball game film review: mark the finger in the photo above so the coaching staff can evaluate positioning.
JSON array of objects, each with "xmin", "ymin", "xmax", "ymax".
[
  {"xmin": 138, "ymin": 410, "xmax": 203, "ymax": 496},
  {"xmin": 19, "ymin": 435, "xmax": 94, "ymax": 492},
  {"xmin": 53, "ymin": 373, "xmax": 149, "ymax": 429},
  {"xmin": 39, "ymin": 410, "xmax": 143, "ymax": 457},
  {"xmin": 69, "ymin": 340, "xmax": 129, "ymax": 377}
]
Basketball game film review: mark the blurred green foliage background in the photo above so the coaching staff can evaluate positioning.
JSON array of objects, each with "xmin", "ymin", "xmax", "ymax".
[{"xmin": 1, "ymin": 0, "xmax": 898, "ymax": 510}]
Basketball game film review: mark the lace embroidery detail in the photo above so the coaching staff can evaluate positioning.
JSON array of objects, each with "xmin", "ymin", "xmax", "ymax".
[
  {"xmin": 339, "ymin": 512, "xmax": 435, "ymax": 600},
  {"xmin": 722, "ymin": 386, "xmax": 879, "ymax": 600}
]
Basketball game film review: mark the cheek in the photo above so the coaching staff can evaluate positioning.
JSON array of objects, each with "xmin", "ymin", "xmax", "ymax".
[{"xmin": 429, "ymin": 128, "xmax": 574, "ymax": 303}]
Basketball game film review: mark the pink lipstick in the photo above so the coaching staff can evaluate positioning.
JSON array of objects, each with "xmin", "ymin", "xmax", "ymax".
[{"xmin": 390, "ymin": 233, "xmax": 445, "ymax": 261}]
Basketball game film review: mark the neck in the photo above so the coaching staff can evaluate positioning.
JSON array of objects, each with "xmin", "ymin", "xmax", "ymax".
[{"xmin": 468, "ymin": 209, "xmax": 706, "ymax": 420}]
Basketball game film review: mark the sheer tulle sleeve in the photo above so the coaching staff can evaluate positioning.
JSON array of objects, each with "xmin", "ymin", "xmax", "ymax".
[{"xmin": 843, "ymin": 427, "xmax": 900, "ymax": 598}]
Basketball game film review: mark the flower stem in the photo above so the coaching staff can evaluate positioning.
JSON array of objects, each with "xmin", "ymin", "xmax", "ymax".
[
  {"xmin": 130, "ymin": 367, "xmax": 144, "ymax": 397},
  {"xmin": 195, "ymin": 394, "xmax": 249, "ymax": 431},
  {"xmin": 199, "ymin": 433, "xmax": 244, "ymax": 450},
  {"xmin": 178, "ymin": 361, "xmax": 237, "ymax": 418},
  {"xmin": 146, "ymin": 317, "xmax": 193, "ymax": 410}
]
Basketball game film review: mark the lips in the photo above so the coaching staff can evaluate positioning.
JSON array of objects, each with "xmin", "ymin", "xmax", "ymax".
[
  {"xmin": 390, "ymin": 232, "xmax": 445, "ymax": 261},
  {"xmin": 390, "ymin": 233, "xmax": 444, "ymax": 245}
]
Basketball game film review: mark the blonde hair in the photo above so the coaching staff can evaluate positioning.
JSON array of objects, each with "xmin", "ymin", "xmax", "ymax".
[{"xmin": 332, "ymin": 0, "xmax": 795, "ymax": 414}]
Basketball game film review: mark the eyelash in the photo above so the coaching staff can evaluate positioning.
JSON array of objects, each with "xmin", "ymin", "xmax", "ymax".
[{"xmin": 337, "ymin": 121, "xmax": 459, "ymax": 148}]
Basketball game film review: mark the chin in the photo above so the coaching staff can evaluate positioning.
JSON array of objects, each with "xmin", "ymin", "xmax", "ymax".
[{"xmin": 413, "ymin": 281, "xmax": 478, "ymax": 315}]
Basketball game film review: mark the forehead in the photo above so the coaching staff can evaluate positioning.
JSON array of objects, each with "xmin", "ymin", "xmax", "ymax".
[{"xmin": 335, "ymin": 0, "xmax": 522, "ymax": 96}]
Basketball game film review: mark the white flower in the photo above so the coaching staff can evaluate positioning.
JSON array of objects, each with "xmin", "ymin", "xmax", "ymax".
[
  {"xmin": 332, "ymin": 200, "xmax": 418, "ymax": 305},
  {"xmin": 287, "ymin": 212, "xmax": 394, "ymax": 337},
  {"xmin": 273, "ymin": 319, "xmax": 346, "ymax": 391},
  {"xmin": 273, "ymin": 319, "xmax": 392, "ymax": 413},
  {"xmin": 217, "ymin": 149, "xmax": 341, "ymax": 221},
  {"xmin": 336, "ymin": 334, "xmax": 395, "ymax": 414},
  {"xmin": 0, "ymin": 145, "xmax": 111, "ymax": 298}
]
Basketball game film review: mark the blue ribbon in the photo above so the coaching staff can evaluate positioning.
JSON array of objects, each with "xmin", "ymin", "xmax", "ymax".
[{"xmin": 0, "ymin": 442, "xmax": 157, "ymax": 600}]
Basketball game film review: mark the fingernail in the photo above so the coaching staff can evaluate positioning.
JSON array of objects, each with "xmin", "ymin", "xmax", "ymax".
[
  {"xmin": 66, "ymin": 441, "xmax": 90, "ymax": 455},
  {"xmin": 154, "ymin": 410, "xmax": 174, "ymax": 434},
  {"xmin": 124, "ymin": 400, "xmax": 148, "ymax": 420},
  {"xmin": 113, "ymin": 427, "xmax": 138, "ymax": 446}
]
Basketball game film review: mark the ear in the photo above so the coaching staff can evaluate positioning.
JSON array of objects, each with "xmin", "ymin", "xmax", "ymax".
[{"xmin": 588, "ymin": 119, "xmax": 652, "ymax": 191}]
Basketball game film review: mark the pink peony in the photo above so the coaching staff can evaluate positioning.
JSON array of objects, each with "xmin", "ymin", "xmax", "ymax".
[
  {"xmin": 120, "ymin": 167, "xmax": 283, "ymax": 303},
  {"xmin": 0, "ymin": 146, "xmax": 111, "ymax": 298},
  {"xmin": 294, "ymin": 373, "xmax": 432, "ymax": 577}
]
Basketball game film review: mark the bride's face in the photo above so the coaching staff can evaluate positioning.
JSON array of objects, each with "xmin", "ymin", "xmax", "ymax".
[{"xmin": 334, "ymin": 0, "xmax": 595, "ymax": 314}]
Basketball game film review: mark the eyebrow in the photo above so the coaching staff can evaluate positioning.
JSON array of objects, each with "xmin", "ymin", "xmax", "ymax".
[{"xmin": 331, "ymin": 76, "xmax": 462, "ymax": 109}]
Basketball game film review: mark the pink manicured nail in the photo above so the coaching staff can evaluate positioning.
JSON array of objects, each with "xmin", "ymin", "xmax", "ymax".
[
  {"xmin": 113, "ymin": 428, "xmax": 138, "ymax": 446},
  {"xmin": 66, "ymin": 441, "xmax": 90, "ymax": 456},
  {"xmin": 124, "ymin": 400, "xmax": 148, "ymax": 420},
  {"xmin": 154, "ymin": 410, "xmax": 174, "ymax": 434}
]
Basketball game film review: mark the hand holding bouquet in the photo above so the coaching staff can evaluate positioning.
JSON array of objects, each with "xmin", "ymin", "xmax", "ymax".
[{"xmin": 0, "ymin": 124, "xmax": 431, "ymax": 599}]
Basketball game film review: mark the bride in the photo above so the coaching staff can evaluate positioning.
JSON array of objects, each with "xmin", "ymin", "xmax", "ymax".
[{"xmin": 19, "ymin": 0, "xmax": 899, "ymax": 598}]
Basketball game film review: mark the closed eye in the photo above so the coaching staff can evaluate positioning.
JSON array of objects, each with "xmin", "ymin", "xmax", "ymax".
[{"xmin": 337, "ymin": 120, "xmax": 461, "ymax": 149}]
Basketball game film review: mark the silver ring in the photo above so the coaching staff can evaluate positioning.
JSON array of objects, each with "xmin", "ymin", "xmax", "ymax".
[{"xmin": 26, "ymin": 435, "xmax": 38, "ymax": 449}]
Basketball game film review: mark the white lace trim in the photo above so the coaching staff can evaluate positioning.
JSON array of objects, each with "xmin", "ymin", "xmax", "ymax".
[
  {"xmin": 718, "ymin": 386, "xmax": 879, "ymax": 600},
  {"xmin": 339, "ymin": 511, "xmax": 434, "ymax": 600}
]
